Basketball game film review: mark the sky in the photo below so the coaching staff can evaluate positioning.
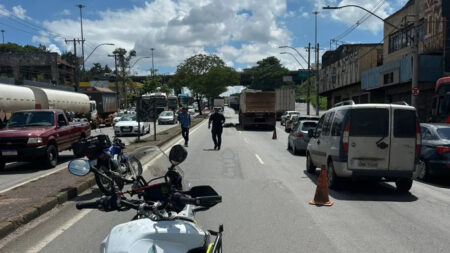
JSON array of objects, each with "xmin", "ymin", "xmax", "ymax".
[{"xmin": 0, "ymin": 0, "xmax": 409, "ymax": 76}]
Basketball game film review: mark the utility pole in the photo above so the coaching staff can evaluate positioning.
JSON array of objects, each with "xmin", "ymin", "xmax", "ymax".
[
  {"xmin": 313, "ymin": 11, "xmax": 320, "ymax": 116},
  {"xmin": 150, "ymin": 48, "xmax": 156, "ymax": 141},
  {"xmin": 65, "ymin": 38, "xmax": 81, "ymax": 91},
  {"xmin": 307, "ymin": 43, "xmax": 311, "ymax": 115},
  {"xmin": 76, "ymin": 4, "xmax": 86, "ymax": 72},
  {"xmin": 411, "ymin": 0, "xmax": 419, "ymax": 108},
  {"xmin": 0, "ymin": 29, "xmax": 4, "ymax": 44},
  {"xmin": 108, "ymin": 54, "xmax": 120, "ymax": 109}
]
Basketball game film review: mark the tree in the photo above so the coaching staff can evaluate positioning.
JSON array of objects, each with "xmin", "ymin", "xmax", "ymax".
[
  {"xmin": 244, "ymin": 56, "xmax": 290, "ymax": 91},
  {"xmin": 169, "ymin": 54, "xmax": 238, "ymax": 114},
  {"xmin": 0, "ymin": 42, "xmax": 48, "ymax": 54},
  {"xmin": 104, "ymin": 64, "xmax": 112, "ymax": 73},
  {"xmin": 113, "ymin": 48, "xmax": 136, "ymax": 108},
  {"xmin": 61, "ymin": 51, "xmax": 77, "ymax": 65}
]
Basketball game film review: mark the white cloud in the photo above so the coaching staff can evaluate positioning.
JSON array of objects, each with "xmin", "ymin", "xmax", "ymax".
[
  {"xmin": 40, "ymin": 0, "xmax": 294, "ymax": 71},
  {"xmin": 60, "ymin": 9, "xmax": 70, "ymax": 16},
  {"xmin": 0, "ymin": 5, "xmax": 10, "ymax": 17},
  {"xmin": 12, "ymin": 5, "xmax": 29, "ymax": 20},
  {"xmin": 302, "ymin": 12, "xmax": 309, "ymax": 17},
  {"xmin": 48, "ymin": 44, "xmax": 61, "ymax": 54}
]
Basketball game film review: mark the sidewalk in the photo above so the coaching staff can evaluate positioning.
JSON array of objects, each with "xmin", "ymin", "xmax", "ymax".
[{"xmin": 0, "ymin": 114, "xmax": 208, "ymax": 239}]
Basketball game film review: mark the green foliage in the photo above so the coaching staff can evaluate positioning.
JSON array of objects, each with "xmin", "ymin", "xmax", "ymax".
[
  {"xmin": 244, "ymin": 56, "xmax": 290, "ymax": 91},
  {"xmin": 0, "ymin": 42, "xmax": 48, "ymax": 53},
  {"xmin": 36, "ymin": 74, "xmax": 45, "ymax": 81},
  {"xmin": 61, "ymin": 51, "xmax": 77, "ymax": 65},
  {"xmin": 296, "ymin": 77, "xmax": 328, "ymax": 110},
  {"xmin": 169, "ymin": 54, "xmax": 238, "ymax": 101}
]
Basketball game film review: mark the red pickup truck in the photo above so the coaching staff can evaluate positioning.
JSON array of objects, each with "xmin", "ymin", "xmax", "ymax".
[{"xmin": 0, "ymin": 109, "xmax": 91, "ymax": 170}]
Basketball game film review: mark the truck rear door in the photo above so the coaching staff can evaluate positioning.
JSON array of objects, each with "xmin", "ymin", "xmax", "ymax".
[
  {"xmin": 389, "ymin": 107, "xmax": 417, "ymax": 172},
  {"xmin": 347, "ymin": 107, "xmax": 390, "ymax": 171}
]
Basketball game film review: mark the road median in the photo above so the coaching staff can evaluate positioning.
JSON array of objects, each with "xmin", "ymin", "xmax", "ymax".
[{"xmin": 0, "ymin": 113, "xmax": 208, "ymax": 240}]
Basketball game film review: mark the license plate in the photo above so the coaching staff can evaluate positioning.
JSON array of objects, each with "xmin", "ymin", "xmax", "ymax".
[
  {"xmin": 122, "ymin": 128, "xmax": 131, "ymax": 132},
  {"xmin": 2, "ymin": 150, "xmax": 18, "ymax": 156},
  {"xmin": 357, "ymin": 160, "xmax": 378, "ymax": 169}
]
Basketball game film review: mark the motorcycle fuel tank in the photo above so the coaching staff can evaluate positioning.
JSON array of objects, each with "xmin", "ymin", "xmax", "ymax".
[{"xmin": 100, "ymin": 218, "xmax": 207, "ymax": 253}]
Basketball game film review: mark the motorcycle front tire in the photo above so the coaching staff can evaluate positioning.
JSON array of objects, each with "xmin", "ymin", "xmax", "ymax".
[{"xmin": 94, "ymin": 165, "xmax": 124, "ymax": 195}]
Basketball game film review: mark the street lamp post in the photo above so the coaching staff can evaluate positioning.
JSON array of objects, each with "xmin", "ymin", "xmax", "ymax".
[
  {"xmin": 280, "ymin": 52, "xmax": 305, "ymax": 69},
  {"xmin": 76, "ymin": 4, "xmax": 86, "ymax": 72},
  {"xmin": 84, "ymin": 43, "xmax": 114, "ymax": 63},
  {"xmin": 323, "ymin": 4, "xmax": 419, "ymax": 108},
  {"xmin": 313, "ymin": 11, "xmax": 319, "ymax": 116},
  {"xmin": 149, "ymin": 48, "xmax": 156, "ymax": 141},
  {"xmin": 279, "ymin": 45, "xmax": 312, "ymax": 115}
]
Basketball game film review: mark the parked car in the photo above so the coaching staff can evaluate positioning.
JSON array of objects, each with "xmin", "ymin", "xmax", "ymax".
[
  {"xmin": 417, "ymin": 123, "xmax": 450, "ymax": 180},
  {"xmin": 0, "ymin": 109, "xmax": 91, "ymax": 170},
  {"xmin": 114, "ymin": 115, "xmax": 150, "ymax": 136},
  {"xmin": 306, "ymin": 102, "xmax": 420, "ymax": 192},
  {"xmin": 113, "ymin": 111, "xmax": 127, "ymax": 126},
  {"xmin": 188, "ymin": 106, "xmax": 195, "ymax": 115},
  {"xmin": 158, "ymin": 111, "xmax": 177, "ymax": 125},
  {"xmin": 286, "ymin": 115, "xmax": 320, "ymax": 132},
  {"xmin": 280, "ymin": 111, "xmax": 300, "ymax": 126},
  {"xmin": 287, "ymin": 120, "xmax": 318, "ymax": 155}
]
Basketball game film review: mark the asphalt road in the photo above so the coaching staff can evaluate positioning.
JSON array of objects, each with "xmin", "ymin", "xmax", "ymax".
[
  {"xmin": 0, "ymin": 120, "xmax": 179, "ymax": 193},
  {"xmin": 2, "ymin": 107, "xmax": 450, "ymax": 252}
]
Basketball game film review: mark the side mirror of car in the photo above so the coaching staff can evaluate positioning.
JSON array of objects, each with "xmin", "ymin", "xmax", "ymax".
[{"xmin": 308, "ymin": 129, "xmax": 314, "ymax": 138}]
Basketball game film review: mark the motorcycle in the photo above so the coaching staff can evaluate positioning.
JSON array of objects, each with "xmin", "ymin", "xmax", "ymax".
[
  {"xmin": 68, "ymin": 144, "xmax": 223, "ymax": 253},
  {"xmin": 72, "ymin": 134, "xmax": 143, "ymax": 194}
]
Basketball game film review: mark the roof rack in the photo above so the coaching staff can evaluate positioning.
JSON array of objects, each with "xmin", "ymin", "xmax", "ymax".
[
  {"xmin": 391, "ymin": 101, "xmax": 409, "ymax": 106},
  {"xmin": 333, "ymin": 100, "xmax": 355, "ymax": 108}
]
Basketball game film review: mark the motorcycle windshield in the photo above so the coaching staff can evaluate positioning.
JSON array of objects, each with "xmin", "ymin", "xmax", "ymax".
[{"xmin": 127, "ymin": 145, "xmax": 185, "ymax": 183}]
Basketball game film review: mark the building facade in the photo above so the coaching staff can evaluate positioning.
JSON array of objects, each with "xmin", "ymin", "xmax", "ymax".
[
  {"xmin": 0, "ymin": 52, "xmax": 75, "ymax": 86},
  {"xmin": 319, "ymin": 44, "xmax": 383, "ymax": 107},
  {"xmin": 361, "ymin": 0, "xmax": 450, "ymax": 121}
]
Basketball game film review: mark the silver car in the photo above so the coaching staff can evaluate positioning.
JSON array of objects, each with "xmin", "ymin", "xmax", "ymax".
[
  {"xmin": 287, "ymin": 120, "xmax": 317, "ymax": 155},
  {"xmin": 158, "ymin": 111, "xmax": 177, "ymax": 125}
]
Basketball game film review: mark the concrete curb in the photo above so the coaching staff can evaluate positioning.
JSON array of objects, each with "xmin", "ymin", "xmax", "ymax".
[{"xmin": 0, "ymin": 115, "xmax": 207, "ymax": 240}]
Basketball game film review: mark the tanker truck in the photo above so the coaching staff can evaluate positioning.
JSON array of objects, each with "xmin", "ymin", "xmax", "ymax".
[{"xmin": 0, "ymin": 83, "xmax": 95, "ymax": 125}]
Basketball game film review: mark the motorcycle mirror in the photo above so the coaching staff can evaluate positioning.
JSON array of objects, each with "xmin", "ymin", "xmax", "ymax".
[
  {"xmin": 169, "ymin": 144, "xmax": 187, "ymax": 165},
  {"xmin": 68, "ymin": 159, "xmax": 91, "ymax": 176}
]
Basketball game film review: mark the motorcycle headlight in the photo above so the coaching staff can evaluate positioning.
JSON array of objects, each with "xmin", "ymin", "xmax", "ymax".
[{"xmin": 27, "ymin": 137, "xmax": 43, "ymax": 144}]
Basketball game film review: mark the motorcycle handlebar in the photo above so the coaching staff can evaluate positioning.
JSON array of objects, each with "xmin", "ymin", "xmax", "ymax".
[{"xmin": 76, "ymin": 200, "xmax": 100, "ymax": 210}]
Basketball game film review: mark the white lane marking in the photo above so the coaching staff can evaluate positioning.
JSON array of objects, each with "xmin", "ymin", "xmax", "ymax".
[
  {"xmin": 255, "ymin": 154, "xmax": 264, "ymax": 165},
  {"xmin": 25, "ymin": 209, "xmax": 92, "ymax": 253},
  {"xmin": 243, "ymin": 137, "xmax": 249, "ymax": 144}
]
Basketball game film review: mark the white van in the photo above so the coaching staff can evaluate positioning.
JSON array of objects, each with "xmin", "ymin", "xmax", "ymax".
[{"xmin": 306, "ymin": 102, "xmax": 421, "ymax": 192}]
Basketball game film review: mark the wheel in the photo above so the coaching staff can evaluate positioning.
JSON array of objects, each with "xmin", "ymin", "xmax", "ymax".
[
  {"xmin": 44, "ymin": 144, "xmax": 58, "ymax": 168},
  {"xmin": 396, "ymin": 179, "xmax": 413, "ymax": 192},
  {"xmin": 292, "ymin": 145, "xmax": 297, "ymax": 155},
  {"xmin": 417, "ymin": 159, "xmax": 429, "ymax": 181},
  {"xmin": 0, "ymin": 160, "xmax": 5, "ymax": 170},
  {"xmin": 94, "ymin": 164, "xmax": 124, "ymax": 195},
  {"xmin": 327, "ymin": 160, "xmax": 341, "ymax": 190},
  {"xmin": 306, "ymin": 152, "xmax": 315, "ymax": 173},
  {"xmin": 158, "ymin": 121, "xmax": 161, "ymax": 125}
]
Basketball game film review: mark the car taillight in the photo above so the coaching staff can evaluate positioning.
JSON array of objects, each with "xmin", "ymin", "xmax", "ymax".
[
  {"xmin": 436, "ymin": 146, "xmax": 450, "ymax": 154},
  {"xmin": 296, "ymin": 133, "xmax": 303, "ymax": 138},
  {"xmin": 416, "ymin": 122, "xmax": 421, "ymax": 156},
  {"xmin": 342, "ymin": 120, "xmax": 350, "ymax": 153}
]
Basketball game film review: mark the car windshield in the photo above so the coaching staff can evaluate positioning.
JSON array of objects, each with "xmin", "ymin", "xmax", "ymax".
[
  {"xmin": 7, "ymin": 112, "xmax": 54, "ymax": 127},
  {"xmin": 120, "ymin": 115, "xmax": 136, "ymax": 121},
  {"xmin": 160, "ymin": 111, "xmax": 173, "ymax": 116},
  {"xmin": 437, "ymin": 127, "xmax": 450, "ymax": 140},
  {"xmin": 289, "ymin": 112, "xmax": 300, "ymax": 116}
]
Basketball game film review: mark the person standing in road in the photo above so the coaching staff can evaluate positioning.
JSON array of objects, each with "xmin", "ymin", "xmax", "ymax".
[
  {"xmin": 178, "ymin": 107, "xmax": 191, "ymax": 147},
  {"xmin": 209, "ymin": 108, "xmax": 226, "ymax": 150}
]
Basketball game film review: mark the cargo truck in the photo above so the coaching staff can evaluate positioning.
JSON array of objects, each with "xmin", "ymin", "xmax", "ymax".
[
  {"xmin": 213, "ymin": 98, "xmax": 225, "ymax": 112},
  {"xmin": 275, "ymin": 86, "xmax": 296, "ymax": 120},
  {"xmin": 80, "ymin": 87, "xmax": 118, "ymax": 127},
  {"xmin": 167, "ymin": 95, "xmax": 178, "ymax": 111},
  {"xmin": 229, "ymin": 95, "xmax": 240, "ymax": 111},
  {"xmin": 239, "ymin": 89, "xmax": 276, "ymax": 130}
]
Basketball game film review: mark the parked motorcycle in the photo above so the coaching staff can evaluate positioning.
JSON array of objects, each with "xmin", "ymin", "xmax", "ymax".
[
  {"xmin": 68, "ymin": 144, "xmax": 223, "ymax": 252},
  {"xmin": 72, "ymin": 134, "xmax": 143, "ymax": 194}
]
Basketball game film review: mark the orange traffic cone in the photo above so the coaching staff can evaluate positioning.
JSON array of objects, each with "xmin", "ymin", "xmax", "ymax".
[
  {"xmin": 272, "ymin": 127, "xmax": 277, "ymax": 140},
  {"xmin": 309, "ymin": 166, "xmax": 334, "ymax": 206}
]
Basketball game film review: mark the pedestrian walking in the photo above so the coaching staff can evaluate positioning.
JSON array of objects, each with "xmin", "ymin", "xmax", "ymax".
[
  {"xmin": 208, "ymin": 107, "xmax": 226, "ymax": 150},
  {"xmin": 178, "ymin": 107, "xmax": 191, "ymax": 147}
]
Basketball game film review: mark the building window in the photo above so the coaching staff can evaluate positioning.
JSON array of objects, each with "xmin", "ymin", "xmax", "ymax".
[
  {"xmin": 388, "ymin": 24, "xmax": 417, "ymax": 53},
  {"xmin": 384, "ymin": 72, "xmax": 394, "ymax": 84}
]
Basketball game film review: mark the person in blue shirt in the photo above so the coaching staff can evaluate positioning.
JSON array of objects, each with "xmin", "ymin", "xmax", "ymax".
[{"xmin": 178, "ymin": 107, "xmax": 191, "ymax": 147}]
